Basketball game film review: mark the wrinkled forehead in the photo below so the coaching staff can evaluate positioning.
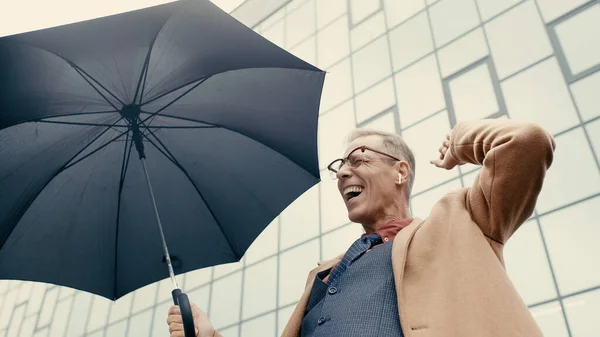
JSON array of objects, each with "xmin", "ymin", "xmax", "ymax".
[{"xmin": 343, "ymin": 135, "xmax": 385, "ymax": 157}]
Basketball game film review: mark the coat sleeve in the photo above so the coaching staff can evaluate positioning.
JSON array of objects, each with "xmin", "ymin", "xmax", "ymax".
[{"xmin": 448, "ymin": 119, "xmax": 555, "ymax": 244}]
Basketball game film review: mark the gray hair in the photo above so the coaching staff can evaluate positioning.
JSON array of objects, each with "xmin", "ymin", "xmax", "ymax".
[{"xmin": 347, "ymin": 129, "xmax": 416, "ymax": 202}]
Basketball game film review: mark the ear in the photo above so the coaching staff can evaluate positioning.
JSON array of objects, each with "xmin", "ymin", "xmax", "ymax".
[{"xmin": 395, "ymin": 161, "xmax": 410, "ymax": 185}]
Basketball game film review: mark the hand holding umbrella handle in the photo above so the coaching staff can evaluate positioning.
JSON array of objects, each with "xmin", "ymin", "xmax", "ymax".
[{"xmin": 172, "ymin": 289, "xmax": 196, "ymax": 337}]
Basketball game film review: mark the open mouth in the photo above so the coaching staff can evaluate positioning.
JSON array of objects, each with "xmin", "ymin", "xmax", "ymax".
[{"xmin": 344, "ymin": 186, "xmax": 363, "ymax": 201}]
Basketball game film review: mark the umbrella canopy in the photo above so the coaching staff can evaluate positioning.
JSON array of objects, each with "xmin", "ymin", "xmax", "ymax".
[{"xmin": 0, "ymin": 0, "xmax": 325, "ymax": 301}]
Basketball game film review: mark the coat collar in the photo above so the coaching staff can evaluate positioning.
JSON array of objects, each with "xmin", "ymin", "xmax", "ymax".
[{"xmin": 391, "ymin": 217, "xmax": 424, "ymax": 332}]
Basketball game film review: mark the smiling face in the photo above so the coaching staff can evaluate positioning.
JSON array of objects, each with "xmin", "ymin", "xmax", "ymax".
[{"xmin": 335, "ymin": 135, "xmax": 408, "ymax": 230}]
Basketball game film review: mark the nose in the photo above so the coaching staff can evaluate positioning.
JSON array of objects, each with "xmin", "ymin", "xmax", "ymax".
[{"xmin": 336, "ymin": 163, "xmax": 352, "ymax": 180}]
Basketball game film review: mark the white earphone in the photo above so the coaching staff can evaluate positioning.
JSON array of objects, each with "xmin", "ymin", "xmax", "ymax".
[{"xmin": 397, "ymin": 172, "xmax": 403, "ymax": 184}]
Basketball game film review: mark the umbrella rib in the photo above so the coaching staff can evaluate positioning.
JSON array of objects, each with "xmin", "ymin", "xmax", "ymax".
[
  {"xmin": 35, "ymin": 120, "xmax": 128, "ymax": 128},
  {"xmin": 38, "ymin": 110, "xmax": 118, "ymax": 117},
  {"xmin": 139, "ymin": 120, "xmax": 184, "ymax": 165},
  {"xmin": 133, "ymin": 17, "xmax": 169, "ymax": 105},
  {"xmin": 66, "ymin": 117, "xmax": 124, "ymax": 163},
  {"xmin": 139, "ymin": 132, "xmax": 178, "ymax": 167},
  {"xmin": 71, "ymin": 67, "xmax": 121, "ymax": 112},
  {"xmin": 138, "ymin": 56, "xmax": 152, "ymax": 106},
  {"xmin": 63, "ymin": 127, "xmax": 129, "ymax": 171},
  {"xmin": 139, "ymin": 121, "xmax": 239, "ymax": 258},
  {"xmin": 142, "ymin": 114, "xmax": 159, "ymax": 132},
  {"xmin": 113, "ymin": 128, "xmax": 133, "ymax": 299},
  {"xmin": 120, "ymin": 131, "xmax": 135, "ymax": 184},
  {"xmin": 139, "ymin": 111, "xmax": 218, "ymax": 132},
  {"xmin": 2, "ymin": 110, "xmax": 118, "ymax": 129},
  {"xmin": 70, "ymin": 64, "xmax": 125, "ymax": 107},
  {"xmin": 32, "ymin": 110, "xmax": 119, "ymax": 120},
  {"xmin": 118, "ymin": 130, "xmax": 132, "ymax": 190},
  {"xmin": 139, "ymin": 110, "xmax": 220, "ymax": 128},
  {"xmin": 140, "ymin": 76, "xmax": 210, "ymax": 108},
  {"xmin": 140, "ymin": 77, "xmax": 210, "ymax": 126},
  {"xmin": 134, "ymin": 49, "xmax": 152, "ymax": 105},
  {"xmin": 145, "ymin": 125, "xmax": 218, "ymax": 129}
]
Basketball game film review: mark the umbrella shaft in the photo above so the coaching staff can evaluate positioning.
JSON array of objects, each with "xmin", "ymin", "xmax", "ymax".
[{"xmin": 141, "ymin": 157, "xmax": 179, "ymax": 289}]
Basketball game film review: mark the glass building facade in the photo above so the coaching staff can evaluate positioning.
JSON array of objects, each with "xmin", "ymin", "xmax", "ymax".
[{"xmin": 1, "ymin": 0, "xmax": 599, "ymax": 336}]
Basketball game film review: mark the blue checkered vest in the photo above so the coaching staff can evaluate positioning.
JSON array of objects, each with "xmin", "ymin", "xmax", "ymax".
[{"xmin": 300, "ymin": 241, "xmax": 403, "ymax": 337}]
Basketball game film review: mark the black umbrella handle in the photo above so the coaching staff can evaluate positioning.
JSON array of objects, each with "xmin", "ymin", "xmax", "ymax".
[{"xmin": 172, "ymin": 288, "xmax": 196, "ymax": 337}]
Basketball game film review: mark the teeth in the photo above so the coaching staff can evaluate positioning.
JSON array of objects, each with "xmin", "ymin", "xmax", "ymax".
[{"xmin": 343, "ymin": 186, "xmax": 363, "ymax": 195}]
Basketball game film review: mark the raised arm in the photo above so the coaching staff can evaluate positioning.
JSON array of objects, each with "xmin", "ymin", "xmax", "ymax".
[{"xmin": 432, "ymin": 119, "xmax": 555, "ymax": 244}]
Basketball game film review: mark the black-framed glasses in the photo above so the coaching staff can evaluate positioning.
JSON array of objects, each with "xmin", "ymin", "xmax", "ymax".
[{"xmin": 326, "ymin": 145, "xmax": 402, "ymax": 180}]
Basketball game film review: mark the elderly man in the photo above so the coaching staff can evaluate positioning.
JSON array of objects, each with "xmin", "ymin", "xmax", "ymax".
[{"xmin": 168, "ymin": 119, "xmax": 555, "ymax": 337}]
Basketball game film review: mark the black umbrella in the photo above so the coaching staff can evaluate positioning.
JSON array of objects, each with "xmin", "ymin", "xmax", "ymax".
[{"xmin": 0, "ymin": 1, "xmax": 325, "ymax": 335}]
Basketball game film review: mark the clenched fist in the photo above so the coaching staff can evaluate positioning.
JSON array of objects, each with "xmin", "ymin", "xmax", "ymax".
[
  {"xmin": 430, "ymin": 132, "xmax": 459, "ymax": 170},
  {"xmin": 167, "ymin": 303, "xmax": 215, "ymax": 337}
]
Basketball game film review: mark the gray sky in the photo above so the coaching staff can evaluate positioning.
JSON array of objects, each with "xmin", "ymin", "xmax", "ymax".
[{"xmin": 0, "ymin": 0, "xmax": 245, "ymax": 37}]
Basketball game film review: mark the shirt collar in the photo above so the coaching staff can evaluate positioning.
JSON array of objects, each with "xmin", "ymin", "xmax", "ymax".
[{"xmin": 362, "ymin": 218, "xmax": 413, "ymax": 243}]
